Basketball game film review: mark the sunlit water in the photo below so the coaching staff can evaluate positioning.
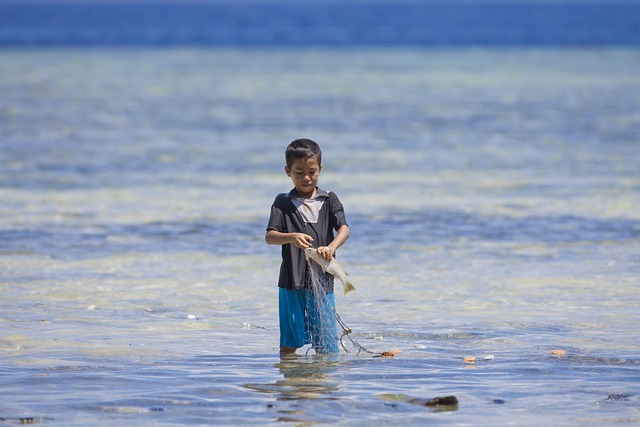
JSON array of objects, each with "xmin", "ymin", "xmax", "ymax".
[{"xmin": 1, "ymin": 48, "xmax": 639, "ymax": 425}]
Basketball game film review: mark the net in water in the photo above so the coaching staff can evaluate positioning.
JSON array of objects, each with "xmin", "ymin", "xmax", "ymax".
[{"xmin": 305, "ymin": 257, "xmax": 376, "ymax": 356}]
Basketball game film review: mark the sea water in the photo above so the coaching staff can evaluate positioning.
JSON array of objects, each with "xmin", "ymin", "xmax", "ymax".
[{"xmin": 1, "ymin": 3, "xmax": 640, "ymax": 427}]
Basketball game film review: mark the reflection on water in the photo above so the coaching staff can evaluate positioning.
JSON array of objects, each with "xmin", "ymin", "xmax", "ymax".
[
  {"xmin": 244, "ymin": 355, "xmax": 342, "ymax": 423},
  {"xmin": 273, "ymin": 356, "xmax": 341, "ymax": 400}
]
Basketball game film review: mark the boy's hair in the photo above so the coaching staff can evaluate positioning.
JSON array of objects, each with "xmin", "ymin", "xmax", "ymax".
[{"xmin": 285, "ymin": 138, "xmax": 322, "ymax": 168}]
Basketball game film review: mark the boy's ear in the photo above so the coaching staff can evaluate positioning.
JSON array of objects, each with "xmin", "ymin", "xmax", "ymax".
[{"xmin": 284, "ymin": 165, "xmax": 291, "ymax": 176}]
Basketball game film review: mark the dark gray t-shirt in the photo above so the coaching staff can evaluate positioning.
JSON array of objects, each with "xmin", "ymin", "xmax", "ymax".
[{"xmin": 267, "ymin": 187, "xmax": 348, "ymax": 291}]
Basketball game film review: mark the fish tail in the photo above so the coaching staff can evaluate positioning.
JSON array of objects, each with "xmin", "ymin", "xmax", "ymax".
[{"xmin": 343, "ymin": 280, "xmax": 356, "ymax": 296}]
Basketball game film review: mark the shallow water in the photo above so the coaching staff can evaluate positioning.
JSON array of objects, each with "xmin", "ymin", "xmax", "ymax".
[{"xmin": 1, "ymin": 48, "xmax": 639, "ymax": 425}]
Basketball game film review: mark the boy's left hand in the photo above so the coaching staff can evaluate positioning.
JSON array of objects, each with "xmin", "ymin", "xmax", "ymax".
[{"xmin": 317, "ymin": 246, "xmax": 335, "ymax": 262}]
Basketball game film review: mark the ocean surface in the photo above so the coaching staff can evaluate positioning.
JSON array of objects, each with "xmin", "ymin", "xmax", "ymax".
[{"xmin": 1, "ymin": 1, "xmax": 640, "ymax": 426}]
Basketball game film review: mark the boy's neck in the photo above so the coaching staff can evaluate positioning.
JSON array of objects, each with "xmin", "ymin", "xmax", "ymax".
[{"xmin": 295, "ymin": 187, "xmax": 317, "ymax": 199}]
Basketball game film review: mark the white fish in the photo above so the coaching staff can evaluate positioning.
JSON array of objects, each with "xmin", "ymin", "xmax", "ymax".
[{"xmin": 304, "ymin": 248, "xmax": 356, "ymax": 296}]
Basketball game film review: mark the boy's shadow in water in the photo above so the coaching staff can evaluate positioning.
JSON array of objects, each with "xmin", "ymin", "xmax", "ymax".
[{"xmin": 244, "ymin": 354, "xmax": 342, "ymax": 422}]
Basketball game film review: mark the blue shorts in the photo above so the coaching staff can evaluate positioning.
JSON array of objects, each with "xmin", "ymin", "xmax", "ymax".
[{"xmin": 279, "ymin": 288, "xmax": 339, "ymax": 354}]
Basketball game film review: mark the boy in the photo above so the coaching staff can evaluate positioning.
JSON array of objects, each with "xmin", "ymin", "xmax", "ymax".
[{"xmin": 266, "ymin": 138, "xmax": 350, "ymax": 356}]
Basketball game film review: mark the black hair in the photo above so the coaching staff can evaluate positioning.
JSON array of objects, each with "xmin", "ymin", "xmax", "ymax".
[{"xmin": 285, "ymin": 138, "xmax": 322, "ymax": 168}]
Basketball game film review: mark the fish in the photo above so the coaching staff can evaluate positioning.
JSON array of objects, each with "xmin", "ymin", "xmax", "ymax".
[{"xmin": 304, "ymin": 248, "xmax": 356, "ymax": 296}]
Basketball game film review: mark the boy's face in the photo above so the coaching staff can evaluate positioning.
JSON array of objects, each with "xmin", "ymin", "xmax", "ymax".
[{"xmin": 285, "ymin": 156, "xmax": 322, "ymax": 199}]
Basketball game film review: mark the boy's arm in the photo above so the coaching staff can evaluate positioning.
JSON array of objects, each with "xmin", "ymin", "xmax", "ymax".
[
  {"xmin": 318, "ymin": 225, "xmax": 350, "ymax": 261},
  {"xmin": 265, "ymin": 229, "xmax": 314, "ymax": 249}
]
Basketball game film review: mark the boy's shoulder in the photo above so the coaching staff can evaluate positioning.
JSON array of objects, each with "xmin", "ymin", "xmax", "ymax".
[
  {"xmin": 273, "ymin": 192, "xmax": 289, "ymax": 204},
  {"xmin": 273, "ymin": 190, "xmax": 296, "ymax": 207}
]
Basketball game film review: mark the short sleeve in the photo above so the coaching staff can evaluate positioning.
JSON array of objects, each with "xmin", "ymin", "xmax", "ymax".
[{"xmin": 267, "ymin": 194, "xmax": 286, "ymax": 232}]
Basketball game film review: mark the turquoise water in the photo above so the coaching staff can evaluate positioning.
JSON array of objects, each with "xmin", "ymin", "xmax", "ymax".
[{"xmin": 1, "ymin": 48, "xmax": 639, "ymax": 425}]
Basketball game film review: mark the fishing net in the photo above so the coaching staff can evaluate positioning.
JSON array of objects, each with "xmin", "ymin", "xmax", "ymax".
[{"xmin": 304, "ymin": 256, "xmax": 381, "ymax": 357}]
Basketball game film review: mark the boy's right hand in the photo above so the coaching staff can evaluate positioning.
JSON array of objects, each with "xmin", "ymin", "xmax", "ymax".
[{"xmin": 292, "ymin": 233, "xmax": 314, "ymax": 249}]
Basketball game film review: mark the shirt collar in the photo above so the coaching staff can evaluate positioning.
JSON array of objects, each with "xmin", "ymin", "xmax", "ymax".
[{"xmin": 288, "ymin": 187, "xmax": 329, "ymax": 199}]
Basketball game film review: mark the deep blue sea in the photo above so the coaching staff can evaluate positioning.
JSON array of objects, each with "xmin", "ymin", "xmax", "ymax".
[
  {"xmin": 2, "ymin": 0, "xmax": 640, "ymax": 47},
  {"xmin": 1, "ymin": 1, "xmax": 639, "ymax": 426}
]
